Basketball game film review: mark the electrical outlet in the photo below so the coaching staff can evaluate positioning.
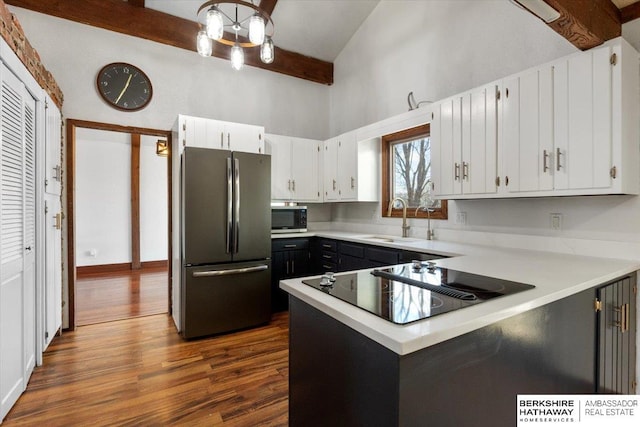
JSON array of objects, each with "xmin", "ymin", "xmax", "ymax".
[
  {"xmin": 550, "ymin": 213, "xmax": 562, "ymax": 230},
  {"xmin": 455, "ymin": 212, "xmax": 467, "ymax": 225}
]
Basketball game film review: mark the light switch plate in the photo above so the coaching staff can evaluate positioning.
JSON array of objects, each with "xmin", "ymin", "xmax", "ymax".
[
  {"xmin": 455, "ymin": 212, "xmax": 467, "ymax": 225},
  {"xmin": 550, "ymin": 213, "xmax": 562, "ymax": 230}
]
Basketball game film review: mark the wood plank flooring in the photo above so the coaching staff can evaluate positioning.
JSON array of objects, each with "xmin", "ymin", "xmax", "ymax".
[
  {"xmin": 76, "ymin": 267, "xmax": 169, "ymax": 326},
  {"xmin": 3, "ymin": 312, "xmax": 289, "ymax": 426}
]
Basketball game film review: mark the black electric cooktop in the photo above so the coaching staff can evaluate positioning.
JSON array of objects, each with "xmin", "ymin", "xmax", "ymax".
[{"xmin": 302, "ymin": 263, "xmax": 535, "ymax": 325}]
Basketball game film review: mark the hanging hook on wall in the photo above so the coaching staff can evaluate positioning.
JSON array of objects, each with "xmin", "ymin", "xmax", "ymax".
[{"xmin": 407, "ymin": 92, "xmax": 433, "ymax": 111}]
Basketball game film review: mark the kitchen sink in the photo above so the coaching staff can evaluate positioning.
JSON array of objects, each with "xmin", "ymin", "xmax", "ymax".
[{"xmin": 358, "ymin": 235, "xmax": 421, "ymax": 243}]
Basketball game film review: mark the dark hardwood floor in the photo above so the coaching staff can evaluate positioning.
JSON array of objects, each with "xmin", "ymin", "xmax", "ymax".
[
  {"xmin": 3, "ymin": 312, "xmax": 289, "ymax": 426},
  {"xmin": 76, "ymin": 266, "xmax": 169, "ymax": 326}
]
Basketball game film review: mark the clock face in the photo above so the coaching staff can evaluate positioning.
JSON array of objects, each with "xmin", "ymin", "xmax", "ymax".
[{"xmin": 96, "ymin": 63, "xmax": 153, "ymax": 111}]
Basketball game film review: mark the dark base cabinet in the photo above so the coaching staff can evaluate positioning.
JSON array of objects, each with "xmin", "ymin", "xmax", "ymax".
[
  {"xmin": 271, "ymin": 239, "xmax": 310, "ymax": 312},
  {"xmin": 289, "ymin": 278, "xmax": 630, "ymax": 427},
  {"xmin": 597, "ymin": 275, "xmax": 637, "ymax": 394}
]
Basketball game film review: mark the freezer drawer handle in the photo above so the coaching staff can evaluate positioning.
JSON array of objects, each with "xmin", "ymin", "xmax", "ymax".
[{"xmin": 192, "ymin": 264, "xmax": 269, "ymax": 277}]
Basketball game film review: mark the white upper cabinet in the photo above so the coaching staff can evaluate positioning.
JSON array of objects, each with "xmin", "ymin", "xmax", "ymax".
[
  {"xmin": 434, "ymin": 37, "xmax": 638, "ymax": 200},
  {"xmin": 44, "ymin": 95, "xmax": 62, "ymax": 196},
  {"xmin": 502, "ymin": 66, "xmax": 554, "ymax": 193},
  {"xmin": 323, "ymin": 131, "xmax": 379, "ymax": 202},
  {"xmin": 266, "ymin": 134, "xmax": 321, "ymax": 202},
  {"xmin": 431, "ymin": 83, "xmax": 498, "ymax": 198},
  {"xmin": 175, "ymin": 115, "xmax": 265, "ymax": 154},
  {"xmin": 502, "ymin": 39, "xmax": 638, "ymax": 197}
]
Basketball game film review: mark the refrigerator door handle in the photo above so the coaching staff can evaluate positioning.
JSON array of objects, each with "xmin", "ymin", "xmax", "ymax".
[
  {"xmin": 192, "ymin": 264, "xmax": 269, "ymax": 277},
  {"xmin": 233, "ymin": 157, "xmax": 240, "ymax": 254},
  {"xmin": 226, "ymin": 157, "xmax": 233, "ymax": 254}
]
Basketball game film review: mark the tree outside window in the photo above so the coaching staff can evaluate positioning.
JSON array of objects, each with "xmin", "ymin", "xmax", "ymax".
[{"xmin": 381, "ymin": 124, "xmax": 447, "ymax": 219}]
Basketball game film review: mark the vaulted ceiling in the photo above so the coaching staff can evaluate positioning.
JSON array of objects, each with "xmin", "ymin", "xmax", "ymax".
[{"xmin": 5, "ymin": 0, "xmax": 640, "ymax": 85}]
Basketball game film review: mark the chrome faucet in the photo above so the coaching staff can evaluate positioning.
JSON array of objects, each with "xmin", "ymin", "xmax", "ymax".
[
  {"xmin": 415, "ymin": 206, "xmax": 435, "ymax": 240},
  {"xmin": 388, "ymin": 198, "xmax": 410, "ymax": 237}
]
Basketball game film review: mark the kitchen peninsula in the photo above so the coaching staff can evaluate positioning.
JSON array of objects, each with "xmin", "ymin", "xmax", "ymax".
[{"xmin": 279, "ymin": 233, "xmax": 639, "ymax": 427}]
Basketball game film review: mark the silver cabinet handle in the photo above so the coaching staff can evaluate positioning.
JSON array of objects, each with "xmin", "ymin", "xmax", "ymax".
[
  {"xmin": 291, "ymin": 260, "xmax": 295, "ymax": 274},
  {"xmin": 286, "ymin": 260, "xmax": 290, "ymax": 275},
  {"xmin": 284, "ymin": 244, "xmax": 297, "ymax": 248},
  {"xmin": 192, "ymin": 264, "xmax": 269, "ymax": 277},
  {"xmin": 220, "ymin": 132, "xmax": 224, "ymax": 148},
  {"xmin": 543, "ymin": 150, "xmax": 550, "ymax": 173},
  {"xmin": 226, "ymin": 157, "xmax": 233, "ymax": 254},
  {"xmin": 332, "ymin": 179, "xmax": 337, "ymax": 191},
  {"xmin": 292, "ymin": 180, "xmax": 296, "ymax": 191},
  {"xmin": 454, "ymin": 163, "xmax": 460, "ymax": 181},
  {"xmin": 227, "ymin": 132, "xmax": 231, "ymax": 149},
  {"xmin": 322, "ymin": 254, "xmax": 332, "ymax": 259},
  {"xmin": 351, "ymin": 177, "xmax": 355, "ymax": 189},
  {"xmin": 462, "ymin": 162, "xmax": 469, "ymax": 180},
  {"xmin": 288, "ymin": 179, "xmax": 291, "ymax": 190},
  {"xmin": 556, "ymin": 148, "xmax": 562, "ymax": 171},
  {"xmin": 53, "ymin": 165, "xmax": 62, "ymax": 181}
]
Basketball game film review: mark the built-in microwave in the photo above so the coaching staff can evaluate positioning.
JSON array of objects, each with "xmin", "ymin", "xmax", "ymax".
[{"xmin": 271, "ymin": 206, "xmax": 307, "ymax": 233}]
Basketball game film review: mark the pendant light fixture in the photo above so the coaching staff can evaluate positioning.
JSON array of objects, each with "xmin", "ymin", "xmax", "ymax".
[{"xmin": 196, "ymin": 0, "xmax": 275, "ymax": 70}]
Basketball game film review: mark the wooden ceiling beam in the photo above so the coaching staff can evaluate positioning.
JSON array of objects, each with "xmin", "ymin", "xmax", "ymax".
[
  {"xmin": 128, "ymin": 0, "xmax": 145, "ymax": 8},
  {"xmin": 5, "ymin": 0, "xmax": 333, "ymax": 85},
  {"xmin": 620, "ymin": 1, "xmax": 640, "ymax": 23},
  {"xmin": 259, "ymin": 0, "xmax": 278, "ymax": 16},
  {"xmin": 535, "ymin": 0, "xmax": 621, "ymax": 50}
]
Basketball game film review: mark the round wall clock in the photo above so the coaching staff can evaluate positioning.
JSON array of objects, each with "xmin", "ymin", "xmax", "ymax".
[{"xmin": 96, "ymin": 62, "xmax": 153, "ymax": 111}]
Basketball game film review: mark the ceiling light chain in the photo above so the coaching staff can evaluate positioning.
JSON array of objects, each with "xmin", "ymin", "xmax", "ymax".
[{"xmin": 196, "ymin": 0, "xmax": 275, "ymax": 70}]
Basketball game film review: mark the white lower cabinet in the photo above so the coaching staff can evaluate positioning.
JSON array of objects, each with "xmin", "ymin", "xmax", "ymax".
[
  {"xmin": 44, "ymin": 195, "xmax": 62, "ymax": 350},
  {"xmin": 266, "ymin": 134, "xmax": 322, "ymax": 202}
]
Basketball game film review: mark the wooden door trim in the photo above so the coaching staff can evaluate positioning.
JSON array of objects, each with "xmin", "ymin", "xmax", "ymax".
[
  {"xmin": 131, "ymin": 133, "xmax": 141, "ymax": 270},
  {"xmin": 65, "ymin": 119, "xmax": 171, "ymax": 330}
]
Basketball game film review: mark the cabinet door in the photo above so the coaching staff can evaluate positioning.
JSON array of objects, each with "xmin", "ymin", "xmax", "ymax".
[
  {"xmin": 182, "ymin": 115, "xmax": 225, "ymax": 150},
  {"xmin": 338, "ymin": 132, "xmax": 357, "ymax": 200},
  {"xmin": 44, "ymin": 97, "xmax": 62, "ymax": 196},
  {"xmin": 597, "ymin": 275, "xmax": 636, "ymax": 394},
  {"xmin": 504, "ymin": 68, "xmax": 554, "ymax": 193},
  {"xmin": 265, "ymin": 134, "xmax": 292, "ymax": 200},
  {"xmin": 323, "ymin": 137, "xmax": 339, "ymax": 201},
  {"xmin": 432, "ymin": 97, "xmax": 459, "ymax": 196},
  {"xmin": 461, "ymin": 85, "xmax": 498, "ymax": 195},
  {"xmin": 554, "ymin": 46, "xmax": 613, "ymax": 190},
  {"xmin": 291, "ymin": 138, "xmax": 321, "ymax": 202},
  {"xmin": 44, "ymin": 195, "xmax": 62, "ymax": 349},
  {"xmin": 291, "ymin": 249, "xmax": 310, "ymax": 278},
  {"xmin": 225, "ymin": 122, "xmax": 265, "ymax": 154}
]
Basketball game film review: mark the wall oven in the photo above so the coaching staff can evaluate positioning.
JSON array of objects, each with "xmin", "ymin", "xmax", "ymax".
[{"xmin": 271, "ymin": 206, "xmax": 307, "ymax": 233}]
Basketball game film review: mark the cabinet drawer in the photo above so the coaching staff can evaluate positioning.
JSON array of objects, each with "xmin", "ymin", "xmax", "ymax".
[
  {"xmin": 272, "ymin": 238, "xmax": 309, "ymax": 251},
  {"xmin": 366, "ymin": 247, "xmax": 400, "ymax": 265},
  {"xmin": 340, "ymin": 242, "xmax": 365, "ymax": 258},
  {"xmin": 318, "ymin": 239, "xmax": 338, "ymax": 252},
  {"xmin": 320, "ymin": 251, "xmax": 338, "ymax": 263},
  {"xmin": 319, "ymin": 261, "xmax": 338, "ymax": 273}
]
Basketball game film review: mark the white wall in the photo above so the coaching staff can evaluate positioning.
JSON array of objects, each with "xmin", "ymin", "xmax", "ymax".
[
  {"xmin": 8, "ymin": 7, "xmax": 330, "ymax": 140},
  {"xmin": 140, "ymin": 135, "xmax": 168, "ymax": 262},
  {"xmin": 75, "ymin": 128, "xmax": 131, "ymax": 266}
]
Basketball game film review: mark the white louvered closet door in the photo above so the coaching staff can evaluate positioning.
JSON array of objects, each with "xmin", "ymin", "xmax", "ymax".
[{"xmin": 0, "ymin": 62, "xmax": 36, "ymax": 421}]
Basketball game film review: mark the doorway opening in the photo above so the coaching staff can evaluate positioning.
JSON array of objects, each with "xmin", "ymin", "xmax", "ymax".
[{"xmin": 66, "ymin": 119, "xmax": 172, "ymax": 328}]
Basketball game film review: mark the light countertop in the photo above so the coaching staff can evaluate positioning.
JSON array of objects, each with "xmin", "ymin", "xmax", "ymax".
[{"xmin": 278, "ymin": 231, "xmax": 640, "ymax": 355}]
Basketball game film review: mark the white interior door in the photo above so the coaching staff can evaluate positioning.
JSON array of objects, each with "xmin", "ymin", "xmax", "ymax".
[{"xmin": 0, "ymin": 63, "xmax": 27, "ymax": 421}]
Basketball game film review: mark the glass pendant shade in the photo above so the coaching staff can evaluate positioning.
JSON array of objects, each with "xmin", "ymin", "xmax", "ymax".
[
  {"xmin": 260, "ymin": 36, "xmax": 274, "ymax": 64},
  {"xmin": 248, "ymin": 14, "xmax": 265, "ymax": 45},
  {"xmin": 230, "ymin": 44, "xmax": 244, "ymax": 70},
  {"xmin": 197, "ymin": 30, "xmax": 212, "ymax": 57},
  {"xmin": 206, "ymin": 7, "xmax": 224, "ymax": 40}
]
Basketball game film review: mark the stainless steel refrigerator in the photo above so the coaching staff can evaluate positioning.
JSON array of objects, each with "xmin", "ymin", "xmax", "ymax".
[{"xmin": 180, "ymin": 146, "xmax": 271, "ymax": 339}]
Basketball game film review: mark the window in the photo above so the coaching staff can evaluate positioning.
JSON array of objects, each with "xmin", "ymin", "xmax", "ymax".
[{"xmin": 381, "ymin": 124, "xmax": 447, "ymax": 219}]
